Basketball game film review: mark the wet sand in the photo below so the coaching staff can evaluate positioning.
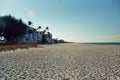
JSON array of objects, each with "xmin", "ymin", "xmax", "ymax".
[{"xmin": 0, "ymin": 43, "xmax": 120, "ymax": 80}]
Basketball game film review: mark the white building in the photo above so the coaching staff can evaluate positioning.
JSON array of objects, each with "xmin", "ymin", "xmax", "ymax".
[{"xmin": 15, "ymin": 27, "xmax": 52, "ymax": 43}]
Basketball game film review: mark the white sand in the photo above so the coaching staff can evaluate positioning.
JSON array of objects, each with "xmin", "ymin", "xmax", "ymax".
[{"xmin": 0, "ymin": 43, "xmax": 120, "ymax": 80}]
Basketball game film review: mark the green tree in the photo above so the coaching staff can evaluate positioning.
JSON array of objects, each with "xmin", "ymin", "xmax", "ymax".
[
  {"xmin": 0, "ymin": 19, "xmax": 5, "ymax": 36},
  {"xmin": 36, "ymin": 26, "xmax": 42, "ymax": 31},
  {"xmin": 46, "ymin": 26, "xmax": 49, "ymax": 31},
  {"xmin": 0, "ymin": 15, "xmax": 28, "ymax": 42},
  {"xmin": 28, "ymin": 21, "xmax": 33, "ymax": 26}
]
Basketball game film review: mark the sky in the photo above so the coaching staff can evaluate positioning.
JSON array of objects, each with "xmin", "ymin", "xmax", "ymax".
[{"xmin": 0, "ymin": 0, "xmax": 120, "ymax": 42}]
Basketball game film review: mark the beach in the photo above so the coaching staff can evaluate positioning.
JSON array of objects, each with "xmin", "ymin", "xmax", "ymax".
[{"xmin": 0, "ymin": 43, "xmax": 120, "ymax": 80}]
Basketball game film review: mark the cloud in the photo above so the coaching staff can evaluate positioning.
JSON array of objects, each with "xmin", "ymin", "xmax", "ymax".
[{"xmin": 27, "ymin": 10, "xmax": 36, "ymax": 18}]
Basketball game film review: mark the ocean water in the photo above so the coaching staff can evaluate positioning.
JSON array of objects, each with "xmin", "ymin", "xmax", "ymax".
[{"xmin": 79, "ymin": 42, "xmax": 120, "ymax": 46}]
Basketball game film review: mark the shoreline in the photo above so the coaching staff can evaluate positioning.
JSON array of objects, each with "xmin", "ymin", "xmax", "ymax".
[{"xmin": 0, "ymin": 42, "xmax": 120, "ymax": 52}]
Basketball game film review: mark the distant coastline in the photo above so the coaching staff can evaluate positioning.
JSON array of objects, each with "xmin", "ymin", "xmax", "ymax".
[{"xmin": 78, "ymin": 42, "xmax": 120, "ymax": 46}]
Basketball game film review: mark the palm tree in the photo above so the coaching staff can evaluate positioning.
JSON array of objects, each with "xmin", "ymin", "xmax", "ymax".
[
  {"xmin": 28, "ymin": 21, "xmax": 33, "ymax": 26},
  {"xmin": 36, "ymin": 26, "xmax": 42, "ymax": 31},
  {"xmin": 47, "ymin": 32, "xmax": 51, "ymax": 38},
  {"xmin": 42, "ymin": 30, "xmax": 47, "ymax": 43},
  {"xmin": 46, "ymin": 26, "xmax": 49, "ymax": 31},
  {"xmin": 43, "ymin": 30, "xmax": 46, "ymax": 34}
]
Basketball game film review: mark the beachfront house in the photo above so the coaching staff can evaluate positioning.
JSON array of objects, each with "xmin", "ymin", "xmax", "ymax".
[{"xmin": 14, "ymin": 27, "xmax": 52, "ymax": 43}]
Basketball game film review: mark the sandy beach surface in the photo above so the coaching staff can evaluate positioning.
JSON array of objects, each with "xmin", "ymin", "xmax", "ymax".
[{"xmin": 0, "ymin": 43, "xmax": 120, "ymax": 80}]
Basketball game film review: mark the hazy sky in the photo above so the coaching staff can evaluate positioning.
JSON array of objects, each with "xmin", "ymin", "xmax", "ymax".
[{"xmin": 0, "ymin": 0, "xmax": 120, "ymax": 42}]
